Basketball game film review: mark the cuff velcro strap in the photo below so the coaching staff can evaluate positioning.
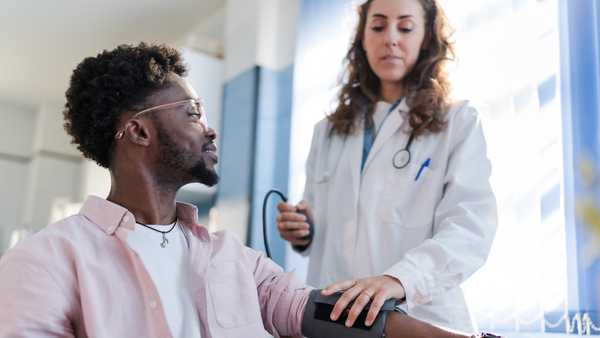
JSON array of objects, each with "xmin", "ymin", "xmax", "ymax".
[{"xmin": 301, "ymin": 289, "xmax": 401, "ymax": 338}]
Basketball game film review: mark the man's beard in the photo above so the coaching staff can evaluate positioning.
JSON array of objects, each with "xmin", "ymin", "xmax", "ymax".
[
  {"xmin": 155, "ymin": 125, "xmax": 219, "ymax": 188},
  {"xmin": 187, "ymin": 159, "xmax": 219, "ymax": 187}
]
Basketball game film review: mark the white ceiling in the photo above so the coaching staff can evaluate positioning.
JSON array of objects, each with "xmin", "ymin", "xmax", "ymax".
[{"xmin": 0, "ymin": 0, "xmax": 225, "ymax": 107}]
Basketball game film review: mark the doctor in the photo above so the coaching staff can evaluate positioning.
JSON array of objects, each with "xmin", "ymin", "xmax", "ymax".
[{"xmin": 277, "ymin": 0, "xmax": 497, "ymax": 332}]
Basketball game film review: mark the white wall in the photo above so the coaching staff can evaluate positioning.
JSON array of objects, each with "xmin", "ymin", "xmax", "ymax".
[
  {"xmin": 0, "ymin": 102, "xmax": 36, "ymax": 157},
  {"xmin": 0, "ymin": 160, "xmax": 28, "ymax": 247},
  {"xmin": 0, "ymin": 101, "xmax": 82, "ymax": 253},
  {"xmin": 23, "ymin": 156, "xmax": 81, "ymax": 231},
  {"xmin": 0, "ymin": 102, "xmax": 36, "ymax": 251}
]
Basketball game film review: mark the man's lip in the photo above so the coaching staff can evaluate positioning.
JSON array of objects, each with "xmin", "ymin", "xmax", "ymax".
[
  {"xmin": 203, "ymin": 145, "xmax": 218, "ymax": 163},
  {"xmin": 381, "ymin": 55, "xmax": 402, "ymax": 60},
  {"xmin": 203, "ymin": 143, "xmax": 217, "ymax": 152},
  {"xmin": 207, "ymin": 152, "xmax": 218, "ymax": 163}
]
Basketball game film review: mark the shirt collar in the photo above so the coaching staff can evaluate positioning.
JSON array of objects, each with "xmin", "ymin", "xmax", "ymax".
[
  {"xmin": 375, "ymin": 97, "xmax": 409, "ymax": 114},
  {"xmin": 79, "ymin": 195, "xmax": 209, "ymax": 240}
]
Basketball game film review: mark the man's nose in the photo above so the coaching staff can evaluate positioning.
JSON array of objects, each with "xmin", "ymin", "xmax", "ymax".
[{"xmin": 204, "ymin": 126, "xmax": 217, "ymax": 140}]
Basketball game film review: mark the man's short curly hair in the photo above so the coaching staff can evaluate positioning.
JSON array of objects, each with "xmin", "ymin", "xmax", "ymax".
[{"xmin": 63, "ymin": 42, "xmax": 188, "ymax": 168}]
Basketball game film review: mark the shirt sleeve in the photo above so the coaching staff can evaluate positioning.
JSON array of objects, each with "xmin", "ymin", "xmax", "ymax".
[
  {"xmin": 0, "ymin": 249, "xmax": 76, "ymax": 338},
  {"xmin": 297, "ymin": 121, "xmax": 325, "ymax": 256},
  {"xmin": 384, "ymin": 104, "xmax": 498, "ymax": 307},
  {"xmin": 243, "ymin": 246, "xmax": 313, "ymax": 337}
]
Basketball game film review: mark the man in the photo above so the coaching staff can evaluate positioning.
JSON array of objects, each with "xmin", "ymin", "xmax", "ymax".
[{"xmin": 0, "ymin": 43, "xmax": 498, "ymax": 338}]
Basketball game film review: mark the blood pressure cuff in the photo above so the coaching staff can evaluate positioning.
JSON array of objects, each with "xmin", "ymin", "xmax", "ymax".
[{"xmin": 301, "ymin": 289, "xmax": 404, "ymax": 338}]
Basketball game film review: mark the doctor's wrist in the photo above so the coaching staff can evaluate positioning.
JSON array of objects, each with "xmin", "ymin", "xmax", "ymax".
[
  {"xmin": 383, "ymin": 274, "xmax": 407, "ymax": 301},
  {"xmin": 292, "ymin": 239, "xmax": 312, "ymax": 252}
]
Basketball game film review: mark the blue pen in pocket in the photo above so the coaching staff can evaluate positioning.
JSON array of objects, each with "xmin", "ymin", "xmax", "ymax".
[{"xmin": 414, "ymin": 158, "xmax": 431, "ymax": 181}]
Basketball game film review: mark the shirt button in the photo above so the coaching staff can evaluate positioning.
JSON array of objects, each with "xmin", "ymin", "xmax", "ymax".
[{"xmin": 149, "ymin": 300, "xmax": 157, "ymax": 309}]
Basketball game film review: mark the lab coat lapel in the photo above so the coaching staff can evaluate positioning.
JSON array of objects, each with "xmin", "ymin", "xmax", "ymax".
[
  {"xmin": 330, "ymin": 119, "xmax": 364, "ymax": 213},
  {"xmin": 328, "ymin": 119, "xmax": 363, "ymax": 266},
  {"xmin": 362, "ymin": 98, "xmax": 408, "ymax": 174},
  {"xmin": 324, "ymin": 129, "xmax": 346, "ymax": 183}
]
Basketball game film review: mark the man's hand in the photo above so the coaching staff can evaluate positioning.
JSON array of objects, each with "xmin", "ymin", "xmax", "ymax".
[{"xmin": 322, "ymin": 275, "xmax": 406, "ymax": 328}]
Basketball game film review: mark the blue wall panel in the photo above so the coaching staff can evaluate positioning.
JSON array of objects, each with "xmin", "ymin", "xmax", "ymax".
[
  {"xmin": 217, "ymin": 64, "xmax": 294, "ymax": 267},
  {"xmin": 217, "ymin": 66, "xmax": 259, "ymax": 230},
  {"xmin": 248, "ymin": 65, "xmax": 294, "ymax": 267}
]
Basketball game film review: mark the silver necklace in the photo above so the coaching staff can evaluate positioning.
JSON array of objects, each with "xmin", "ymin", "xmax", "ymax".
[{"xmin": 136, "ymin": 220, "xmax": 177, "ymax": 248}]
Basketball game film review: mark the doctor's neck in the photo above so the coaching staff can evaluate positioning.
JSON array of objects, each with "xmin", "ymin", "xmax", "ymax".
[{"xmin": 379, "ymin": 81, "xmax": 405, "ymax": 104}]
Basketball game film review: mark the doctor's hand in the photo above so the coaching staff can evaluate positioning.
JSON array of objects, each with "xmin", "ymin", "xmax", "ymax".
[
  {"xmin": 322, "ymin": 275, "xmax": 406, "ymax": 328},
  {"xmin": 276, "ymin": 200, "xmax": 313, "ymax": 247}
]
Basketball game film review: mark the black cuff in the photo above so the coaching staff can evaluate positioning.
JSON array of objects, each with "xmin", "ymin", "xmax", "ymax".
[{"xmin": 301, "ymin": 289, "xmax": 398, "ymax": 338}]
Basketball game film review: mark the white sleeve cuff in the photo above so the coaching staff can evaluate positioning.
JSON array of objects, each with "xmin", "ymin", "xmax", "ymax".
[{"xmin": 384, "ymin": 261, "xmax": 433, "ymax": 307}]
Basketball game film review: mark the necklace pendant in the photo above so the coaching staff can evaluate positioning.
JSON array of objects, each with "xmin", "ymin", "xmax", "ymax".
[{"xmin": 160, "ymin": 234, "xmax": 169, "ymax": 248}]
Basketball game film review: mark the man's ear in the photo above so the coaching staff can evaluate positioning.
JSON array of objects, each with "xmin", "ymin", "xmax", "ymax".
[{"xmin": 125, "ymin": 120, "xmax": 152, "ymax": 147}]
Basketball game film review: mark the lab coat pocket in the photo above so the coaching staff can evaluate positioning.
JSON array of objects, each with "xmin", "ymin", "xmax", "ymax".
[
  {"xmin": 207, "ymin": 260, "xmax": 262, "ymax": 328},
  {"xmin": 403, "ymin": 165, "xmax": 442, "ymax": 229},
  {"xmin": 382, "ymin": 162, "xmax": 439, "ymax": 229},
  {"xmin": 314, "ymin": 171, "xmax": 331, "ymax": 184},
  {"xmin": 413, "ymin": 165, "xmax": 432, "ymax": 183}
]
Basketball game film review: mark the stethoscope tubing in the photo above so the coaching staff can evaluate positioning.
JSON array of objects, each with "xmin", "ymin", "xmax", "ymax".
[{"xmin": 392, "ymin": 132, "xmax": 415, "ymax": 169}]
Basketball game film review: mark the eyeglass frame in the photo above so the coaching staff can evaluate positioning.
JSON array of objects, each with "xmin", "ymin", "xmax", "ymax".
[{"xmin": 114, "ymin": 98, "xmax": 208, "ymax": 140}]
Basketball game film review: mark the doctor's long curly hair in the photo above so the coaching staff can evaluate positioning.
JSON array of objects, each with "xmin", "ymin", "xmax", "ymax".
[{"xmin": 328, "ymin": 0, "xmax": 454, "ymax": 136}]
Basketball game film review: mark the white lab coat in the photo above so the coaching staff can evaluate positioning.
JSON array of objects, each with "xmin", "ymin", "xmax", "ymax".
[{"xmin": 301, "ymin": 98, "xmax": 497, "ymax": 332}]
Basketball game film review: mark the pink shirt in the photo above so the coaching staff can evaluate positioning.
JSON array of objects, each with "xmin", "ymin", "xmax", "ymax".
[{"xmin": 0, "ymin": 196, "xmax": 310, "ymax": 338}]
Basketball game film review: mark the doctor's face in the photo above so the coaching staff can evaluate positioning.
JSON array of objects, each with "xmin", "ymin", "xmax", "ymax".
[{"xmin": 362, "ymin": 0, "xmax": 427, "ymax": 88}]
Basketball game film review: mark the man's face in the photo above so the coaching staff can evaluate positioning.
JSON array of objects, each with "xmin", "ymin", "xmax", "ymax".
[{"xmin": 146, "ymin": 74, "xmax": 219, "ymax": 187}]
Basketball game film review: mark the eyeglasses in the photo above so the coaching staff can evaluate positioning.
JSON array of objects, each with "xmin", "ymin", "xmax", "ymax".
[{"xmin": 115, "ymin": 98, "xmax": 208, "ymax": 139}]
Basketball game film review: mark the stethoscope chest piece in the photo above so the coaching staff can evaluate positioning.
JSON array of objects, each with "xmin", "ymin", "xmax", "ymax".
[{"xmin": 392, "ymin": 149, "xmax": 411, "ymax": 169}]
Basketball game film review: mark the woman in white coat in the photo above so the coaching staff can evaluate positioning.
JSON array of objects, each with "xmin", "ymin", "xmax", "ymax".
[{"xmin": 277, "ymin": 0, "xmax": 497, "ymax": 332}]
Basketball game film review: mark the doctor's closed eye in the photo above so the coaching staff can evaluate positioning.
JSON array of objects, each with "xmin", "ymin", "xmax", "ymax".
[
  {"xmin": 398, "ymin": 21, "xmax": 415, "ymax": 33},
  {"xmin": 369, "ymin": 13, "xmax": 416, "ymax": 32},
  {"xmin": 370, "ymin": 21, "xmax": 415, "ymax": 33}
]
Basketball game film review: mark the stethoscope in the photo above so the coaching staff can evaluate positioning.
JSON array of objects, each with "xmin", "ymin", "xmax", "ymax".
[
  {"xmin": 371, "ymin": 98, "xmax": 416, "ymax": 170},
  {"xmin": 392, "ymin": 132, "xmax": 415, "ymax": 169},
  {"xmin": 367, "ymin": 99, "xmax": 430, "ymax": 170}
]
